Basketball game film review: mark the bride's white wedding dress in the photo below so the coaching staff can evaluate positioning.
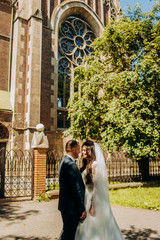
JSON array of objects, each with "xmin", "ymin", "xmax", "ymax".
[{"xmin": 75, "ymin": 143, "xmax": 125, "ymax": 240}]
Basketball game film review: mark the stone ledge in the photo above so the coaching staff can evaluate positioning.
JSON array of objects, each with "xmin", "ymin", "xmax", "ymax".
[
  {"xmin": 109, "ymin": 182, "xmax": 143, "ymax": 190},
  {"xmin": 47, "ymin": 189, "xmax": 59, "ymax": 199},
  {"xmin": 46, "ymin": 182, "xmax": 143, "ymax": 200}
]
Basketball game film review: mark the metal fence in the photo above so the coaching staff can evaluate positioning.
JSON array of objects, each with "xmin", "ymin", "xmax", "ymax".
[
  {"xmin": 1, "ymin": 148, "xmax": 159, "ymax": 198},
  {"xmin": 106, "ymin": 152, "xmax": 160, "ymax": 183},
  {"xmin": 105, "ymin": 151, "xmax": 142, "ymax": 183},
  {"xmin": 46, "ymin": 150, "xmax": 160, "ymax": 189},
  {"xmin": 46, "ymin": 150, "xmax": 64, "ymax": 190},
  {"xmin": 0, "ymin": 148, "xmax": 33, "ymax": 198},
  {"xmin": 149, "ymin": 158, "xmax": 160, "ymax": 179}
]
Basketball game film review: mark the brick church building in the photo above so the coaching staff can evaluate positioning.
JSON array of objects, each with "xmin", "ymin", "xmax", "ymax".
[{"xmin": 0, "ymin": 0, "xmax": 121, "ymax": 152}]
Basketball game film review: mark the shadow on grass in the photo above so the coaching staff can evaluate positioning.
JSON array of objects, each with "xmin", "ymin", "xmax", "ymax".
[
  {"xmin": 0, "ymin": 236, "xmax": 53, "ymax": 240},
  {"xmin": 0, "ymin": 202, "xmax": 39, "ymax": 221},
  {"xmin": 122, "ymin": 225, "xmax": 160, "ymax": 240}
]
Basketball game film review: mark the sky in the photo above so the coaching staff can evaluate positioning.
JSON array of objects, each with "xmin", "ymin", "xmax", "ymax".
[{"xmin": 120, "ymin": 0, "xmax": 158, "ymax": 13}]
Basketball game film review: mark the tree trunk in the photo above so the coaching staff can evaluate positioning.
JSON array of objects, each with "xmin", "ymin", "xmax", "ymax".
[{"xmin": 138, "ymin": 157, "xmax": 150, "ymax": 181}]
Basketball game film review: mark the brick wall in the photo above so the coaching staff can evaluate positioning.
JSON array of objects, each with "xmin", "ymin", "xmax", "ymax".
[
  {"xmin": 88, "ymin": 0, "xmax": 93, "ymax": 9},
  {"xmin": 0, "ymin": 3, "xmax": 11, "ymax": 91},
  {"xmin": 96, "ymin": 0, "xmax": 101, "ymax": 19},
  {"xmin": 47, "ymin": 131, "xmax": 64, "ymax": 151},
  {"xmin": 33, "ymin": 148, "xmax": 48, "ymax": 198},
  {"xmin": 0, "ymin": 4, "xmax": 11, "ymax": 37},
  {"xmin": 41, "ymin": 1, "xmax": 48, "ymax": 26}
]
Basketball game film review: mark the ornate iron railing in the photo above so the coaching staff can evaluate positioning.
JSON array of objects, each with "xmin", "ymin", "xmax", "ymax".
[
  {"xmin": 0, "ymin": 148, "xmax": 33, "ymax": 198},
  {"xmin": 149, "ymin": 158, "xmax": 160, "ymax": 178},
  {"xmin": 46, "ymin": 150, "xmax": 160, "ymax": 189},
  {"xmin": 105, "ymin": 151, "xmax": 142, "ymax": 183},
  {"xmin": 46, "ymin": 150, "xmax": 64, "ymax": 190}
]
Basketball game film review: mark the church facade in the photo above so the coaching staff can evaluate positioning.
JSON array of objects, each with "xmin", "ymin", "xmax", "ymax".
[{"xmin": 0, "ymin": 0, "xmax": 121, "ymax": 152}]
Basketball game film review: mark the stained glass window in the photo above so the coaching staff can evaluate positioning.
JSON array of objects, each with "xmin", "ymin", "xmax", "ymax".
[{"xmin": 58, "ymin": 15, "xmax": 95, "ymax": 128}]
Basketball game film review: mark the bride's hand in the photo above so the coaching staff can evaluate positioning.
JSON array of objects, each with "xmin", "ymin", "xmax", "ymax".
[{"xmin": 89, "ymin": 204, "xmax": 96, "ymax": 216}]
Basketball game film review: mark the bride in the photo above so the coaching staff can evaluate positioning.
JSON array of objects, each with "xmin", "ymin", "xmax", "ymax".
[{"xmin": 75, "ymin": 140, "xmax": 125, "ymax": 240}]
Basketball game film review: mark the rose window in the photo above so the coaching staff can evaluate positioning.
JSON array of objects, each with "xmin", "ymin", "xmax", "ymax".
[{"xmin": 57, "ymin": 15, "xmax": 96, "ymax": 128}]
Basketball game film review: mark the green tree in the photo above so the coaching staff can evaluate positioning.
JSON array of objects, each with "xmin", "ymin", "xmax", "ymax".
[{"xmin": 65, "ymin": 3, "xmax": 160, "ymax": 180}]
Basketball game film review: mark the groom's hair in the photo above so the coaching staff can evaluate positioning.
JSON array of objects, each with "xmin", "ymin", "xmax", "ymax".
[{"xmin": 65, "ymin": 140, "xmax": 78, "ymax": 153}]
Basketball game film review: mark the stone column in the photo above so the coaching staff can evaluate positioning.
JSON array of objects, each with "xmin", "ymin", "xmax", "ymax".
[
  {"xmin": 101, "ymin": 0, "xmax": 104, "ymax": 25},
  {"xmin": 10, "ymin": 16, "xmax": 26, "ymax": 150},
  {"xmin": 33, "ymin": 148, "xmax": 48, "ymax": 199},
  {"xmin": 25, "ymin": 12, "xmax": 43, "ymax": 150},
  {"xmin": 10, "ymin": 1, "xmax": 43, "ymax": 150},
  {"xmin": 93, "ymin": 0, "xmax": 96, "ymax": 12}
]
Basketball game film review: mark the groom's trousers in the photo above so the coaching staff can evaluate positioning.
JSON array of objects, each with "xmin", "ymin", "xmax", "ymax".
[{"xmin": 59, "ymin": 212, "xmax": 79, "ymax": 240}]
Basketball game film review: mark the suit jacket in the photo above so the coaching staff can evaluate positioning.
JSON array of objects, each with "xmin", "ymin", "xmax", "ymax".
[{"xmin": 58, "ymin": 155, "xmax": 85, "ymax": 216}]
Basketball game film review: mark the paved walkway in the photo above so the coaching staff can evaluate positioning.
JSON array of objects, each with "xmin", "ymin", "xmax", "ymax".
[{"xmin": 0, "ymin": 198, "xmax": 160, "ymax": 240}]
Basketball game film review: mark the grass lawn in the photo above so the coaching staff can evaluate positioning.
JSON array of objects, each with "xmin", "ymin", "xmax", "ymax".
[
  {"xmin": 109, "ymin": 185, "xmax": 160, "ymax": 211},
  {"xmin": 46, "ymin": 181, "xmax": 160, "ymax": 211}
]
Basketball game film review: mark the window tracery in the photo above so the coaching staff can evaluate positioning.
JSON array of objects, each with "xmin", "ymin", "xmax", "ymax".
[
  {"xmin": 103, "ymin": 0, "xmax": 117, "ymax": 20},
  {"xmin": 110, "ymin": 1, "xmax": 117, "ymax": 20},
  {"xmin": 103, "ymin": 0, "xmax": 110, "ymax": 8},
  {"xmin": 58, "ymin": 15, "xmax": 95, "ymax": 128}
]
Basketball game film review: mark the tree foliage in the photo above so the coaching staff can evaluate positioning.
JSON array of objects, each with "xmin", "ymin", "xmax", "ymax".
[{"xmin": 65, "ymin": 3, "xmax": 160, "ymax": 160}]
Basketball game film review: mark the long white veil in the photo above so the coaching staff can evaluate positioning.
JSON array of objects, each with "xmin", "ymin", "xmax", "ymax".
[
  {"xmin": 94, "ymin": 142, "xmax": 108, "ymax": 182},
  {"xmin": 75, "ymin": 143, "xmax": 124, "ymax": 240},
  {"xmin": 88, "ymin": 142, "xmax": 125, "ymax": 240}
]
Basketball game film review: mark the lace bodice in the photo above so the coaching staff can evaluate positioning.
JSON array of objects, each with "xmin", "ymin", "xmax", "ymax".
[{"xmin": 81, "ymin": 165, "xmax": 96, "ymax": 212}]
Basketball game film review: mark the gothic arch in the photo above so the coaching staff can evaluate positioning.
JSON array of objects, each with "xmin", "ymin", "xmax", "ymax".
[
  {"xmin": 50, "ymin": 1, "xmax": 104, "ymax": 129},
  {"xmin": 51, "ymin": 0, "xmax": 104, "ymax": 39}
]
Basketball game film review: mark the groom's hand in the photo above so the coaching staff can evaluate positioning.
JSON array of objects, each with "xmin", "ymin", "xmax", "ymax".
[{"xmin": 80, "ymin": 211, "xmax": 87, "ymax": 220}]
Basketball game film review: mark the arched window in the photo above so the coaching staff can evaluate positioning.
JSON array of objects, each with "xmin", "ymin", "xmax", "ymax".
[{"xmin": 58, "ymin": 15, "xmax": 95, "ymax": 128}]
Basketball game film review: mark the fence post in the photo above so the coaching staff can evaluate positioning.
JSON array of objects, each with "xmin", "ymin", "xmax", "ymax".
[
  {"xmin": 33, "ymin": 148, "xmax": 48, "ymax": 199},
  {"xmin": 31, "ymin": 123, "xmax": 49, "ymax": 199}
]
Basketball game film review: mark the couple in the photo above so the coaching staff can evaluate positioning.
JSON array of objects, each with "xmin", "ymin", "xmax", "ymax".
[{"xmin": 58, "ymin": 140, "xmax": 124, "ymax": 240}]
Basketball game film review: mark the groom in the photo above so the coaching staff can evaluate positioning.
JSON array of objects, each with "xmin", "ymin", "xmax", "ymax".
[{"xmin": 58, "ymin": 140, "xmax": 86, "ymax": 240}]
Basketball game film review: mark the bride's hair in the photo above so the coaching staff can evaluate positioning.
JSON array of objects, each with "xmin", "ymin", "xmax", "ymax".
[{"xmin": 80, "ymin": 140, "xmax": 96, "ymax": 185}]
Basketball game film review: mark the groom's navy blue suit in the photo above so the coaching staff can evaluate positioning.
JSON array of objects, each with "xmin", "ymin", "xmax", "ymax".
[{"xmin": 58, "ymin": 155, "xmax": 85, "ymax": 240}]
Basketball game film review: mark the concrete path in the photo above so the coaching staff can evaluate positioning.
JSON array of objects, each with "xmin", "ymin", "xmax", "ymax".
[{"xmin": 0, "ymin": 198, "xmax": 160, "ymax": 240}]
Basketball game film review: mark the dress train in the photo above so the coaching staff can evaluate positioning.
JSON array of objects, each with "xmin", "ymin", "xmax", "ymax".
[{"xmin": 75, "ymin": 143, "xmax": 125, "ymax": 240}]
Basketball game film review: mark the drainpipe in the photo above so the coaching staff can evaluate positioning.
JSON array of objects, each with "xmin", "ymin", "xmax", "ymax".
[{"xmin": 8, "ymin": 0, "xmax": 14, "ymax": 92}]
